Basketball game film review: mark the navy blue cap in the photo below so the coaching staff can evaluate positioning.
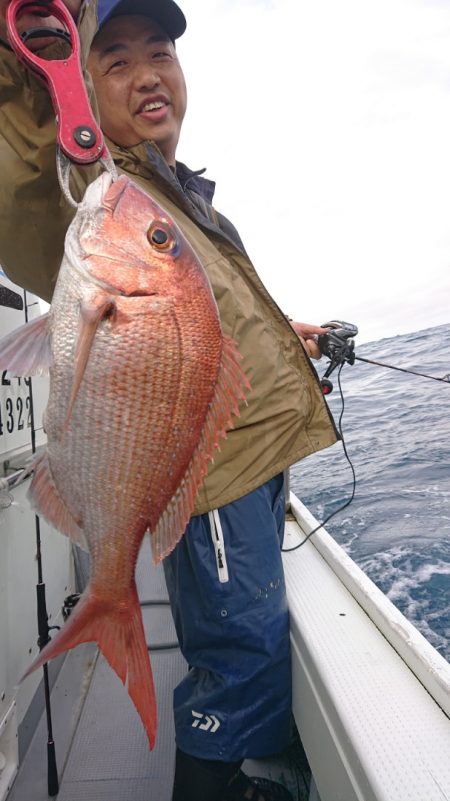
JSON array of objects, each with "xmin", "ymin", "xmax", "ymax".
[{"xmin": 97, "ymin": 0, "xmax": 186, "ymax": 40}]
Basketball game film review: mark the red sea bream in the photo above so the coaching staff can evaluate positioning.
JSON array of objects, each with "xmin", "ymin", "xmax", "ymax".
[{"xmin": 0, "ymin": 173, "xmax": 250, "ymax": 748}]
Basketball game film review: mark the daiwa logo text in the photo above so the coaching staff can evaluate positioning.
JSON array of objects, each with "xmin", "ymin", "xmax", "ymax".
[{"xmin": 191, "ymin": 711, "xmax": 221, "ymax": 732}]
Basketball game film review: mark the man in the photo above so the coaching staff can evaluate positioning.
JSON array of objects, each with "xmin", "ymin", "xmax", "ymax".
[{"xmin": 0, "ymin": 1, "xmax": 338, "ymax": 799}]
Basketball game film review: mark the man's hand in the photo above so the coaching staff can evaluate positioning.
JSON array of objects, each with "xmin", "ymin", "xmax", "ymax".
[
  {"xmin": 290, "ymin": 321, "xmax": 329, "ymax": 360},
  {"xmin": 0, "ymin": 0, "xmax": 81, "ymax": 50}
]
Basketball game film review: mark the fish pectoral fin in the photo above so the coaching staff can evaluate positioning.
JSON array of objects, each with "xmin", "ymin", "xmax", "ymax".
[
  {"xmin": 28, "ymin": 452, "xmax": 88, "ymax": 550},
  {"xmin": 64, "ymin": 294, "xmax": 116, "ymax": 430},
  {"xmin": 22, "ymin": 582, "xmax": 157, "ymax": 750},
  {"xmin": 0, "ymin": 313, "xmax": 51, "ymax": 376},
  {"xmin": 150, "ymin": 334, "xmax": 251, "ymax": 564}
]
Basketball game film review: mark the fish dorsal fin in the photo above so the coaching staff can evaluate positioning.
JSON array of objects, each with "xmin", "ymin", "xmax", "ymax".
[
  {"xmin": 150, "ymin": 334, "xmax": 251, "ymax": 564},
  {"xmin": 0, "ymin": 313, "xmax": 51, "ymax": 376},
  {"xmin": 28, "ymin": 452, "xmax": 88, "ymax": 550},
  {"xmin": 64, "ymin": 295, "xmax": 116, "ymax": 430}
]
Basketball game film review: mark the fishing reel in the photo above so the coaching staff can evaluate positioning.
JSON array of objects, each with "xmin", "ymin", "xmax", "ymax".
[{"xmin": 318, "ymin": 320, "xmax": 358, "ymax": 394}]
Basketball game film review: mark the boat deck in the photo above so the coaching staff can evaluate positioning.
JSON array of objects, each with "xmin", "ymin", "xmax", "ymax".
[
  {"xmin": 7, "ymin": 536, "xmax": 311, "ymax": 801},
  {"xmin": 9, "ymin": 495, "xmax": 450, "ymax": 801}
]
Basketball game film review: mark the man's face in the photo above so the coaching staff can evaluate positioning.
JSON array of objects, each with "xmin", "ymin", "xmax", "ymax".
[{"xmin": 88, "ymin": 15, "xmax": 187, "ymax": 165}]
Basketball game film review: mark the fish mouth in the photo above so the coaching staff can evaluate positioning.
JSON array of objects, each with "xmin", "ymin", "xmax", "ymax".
[
  {"xmin": 85, "ymin": 280, "xmax": 159, "ymax": 299},
  {"xmin": 126, "ymin": 289, "xmax": 158, "ymax": 297}
]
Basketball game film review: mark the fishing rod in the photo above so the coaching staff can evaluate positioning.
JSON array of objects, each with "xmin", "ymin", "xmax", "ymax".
[
  {"xmin": 284, "ymin": 319, "xmax": 448, "ymax": 552},
  {"xmin": 316, "ymin": 321, "xmax": 450, "ymax": 394},
  {"xmin": 353, "ymin": 355, "xmax": 450, "ymax": 385},
  {"xmin": 23, "ymin": 290, "xmax": 60, "ymax": 798}
]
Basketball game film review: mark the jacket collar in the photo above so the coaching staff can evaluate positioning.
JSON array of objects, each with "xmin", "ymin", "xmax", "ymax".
[
  {"xmin": 175, "ymin": 162, "xmax": 216, "ymax": 204},
  {"xmin": 106, "ymin": 138, "xmax": 216, "ymax": 206}
]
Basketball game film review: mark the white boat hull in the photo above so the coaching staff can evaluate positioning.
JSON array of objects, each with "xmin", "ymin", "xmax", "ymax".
[{"xmin": 284, "ymin": 493, "xmax": 450, "ymax": 801}]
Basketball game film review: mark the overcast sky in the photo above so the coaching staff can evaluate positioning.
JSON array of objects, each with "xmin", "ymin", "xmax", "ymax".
[{"xmin": 176, "ymin": 0, "xmax": 450, "ymax": 344}]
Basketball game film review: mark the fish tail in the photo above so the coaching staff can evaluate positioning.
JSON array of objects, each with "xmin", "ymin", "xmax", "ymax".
[{"xmin": 22, "ymin": 583, "xmax": 157, "ymax": 749}]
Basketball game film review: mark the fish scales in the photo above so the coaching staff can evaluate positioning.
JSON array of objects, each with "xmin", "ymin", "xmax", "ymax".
[
  {"xmin": 47, "ymin": 269, "xmax": 222, "ymax": 575},
  {"xmin": 0, "ymin": 173, "xmax": 250, "ymax": 747}
]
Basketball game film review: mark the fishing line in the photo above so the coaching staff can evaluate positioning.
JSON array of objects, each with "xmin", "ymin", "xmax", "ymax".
[
  {"xmin": 282, "ymin": 364, "xmax": 357, "ymax": 553},
  {"xmin": 282, "ymin": 327, "xmax": 448, "ymax": 552},
  {"xmin": 354, "ymin": 355, "xmax": 450, "ymax": 385}
]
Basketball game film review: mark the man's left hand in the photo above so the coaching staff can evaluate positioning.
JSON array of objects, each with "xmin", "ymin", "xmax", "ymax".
[{"xmin": 290, "ymin": 322, "xmax": 329, "ymax": 360}]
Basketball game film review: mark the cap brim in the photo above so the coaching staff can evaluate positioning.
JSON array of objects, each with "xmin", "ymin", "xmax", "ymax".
[{"xmin": 97, "ymin": 0, "xmax": 186, "ymax": 40}]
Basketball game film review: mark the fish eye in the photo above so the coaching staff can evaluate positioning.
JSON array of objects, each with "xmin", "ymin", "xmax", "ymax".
[
  {"xmin": 147, "ymin": 221, "xmax": 176, "ymax": 252},
  {"xmin": 151, "ymin": 229, "xmax": 168, "ymax": 246}
]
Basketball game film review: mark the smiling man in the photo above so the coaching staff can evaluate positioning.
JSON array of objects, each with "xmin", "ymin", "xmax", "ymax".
[
  {"xmin": 88, "ymin": 13, "xmax": 187, "ymax": 159},
  {"xmin": 0, "ymin": 1, "xmax": 338, "ymax": 799}
]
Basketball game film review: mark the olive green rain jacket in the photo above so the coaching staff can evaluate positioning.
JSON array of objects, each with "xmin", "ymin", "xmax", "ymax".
[{"xmin": 0, "ymin": 2, "xmax": 338, "ymax": 514}]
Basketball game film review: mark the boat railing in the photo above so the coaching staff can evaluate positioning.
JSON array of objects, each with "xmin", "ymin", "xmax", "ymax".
[{"xmin": 1, "ymin": 468, "xmax": 31, "ymax": 491}]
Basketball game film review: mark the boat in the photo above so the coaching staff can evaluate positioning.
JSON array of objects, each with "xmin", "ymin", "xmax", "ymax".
[{"xmin": 1, "ymin": 272, "xmax": 450, "ymax": 801}]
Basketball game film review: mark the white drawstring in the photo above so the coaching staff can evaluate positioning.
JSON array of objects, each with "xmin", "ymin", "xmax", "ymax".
[{"xmin": 208, "ymin": 510, "xmax": 229, "ymax": 584}]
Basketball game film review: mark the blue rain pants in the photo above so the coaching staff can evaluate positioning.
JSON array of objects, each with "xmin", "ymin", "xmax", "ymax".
[{"xmin": 163, "ymin": 473, "xmax": 292, "ymax": 762}]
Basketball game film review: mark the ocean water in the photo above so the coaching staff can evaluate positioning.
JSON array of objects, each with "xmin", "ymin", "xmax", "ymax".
[{"xmin": 290, "ymin": 323, "xmax": 450, "ymax": 661}]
